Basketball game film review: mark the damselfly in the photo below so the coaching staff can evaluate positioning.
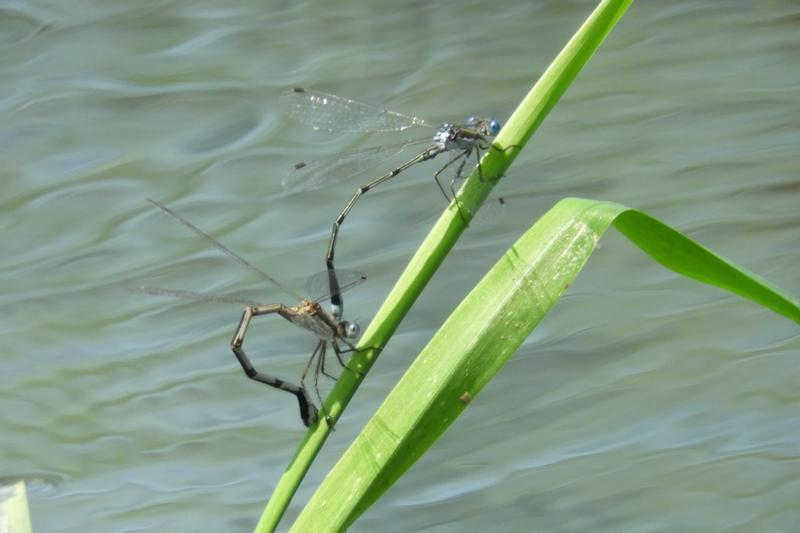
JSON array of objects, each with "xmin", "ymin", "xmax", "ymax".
[
  {"xmin": 280, "ymin": 87, "xmax": 502, "ymax": 321},
  {"xmin": 138, "ymin": 199, "xmax": 365, "ymax": 427}
]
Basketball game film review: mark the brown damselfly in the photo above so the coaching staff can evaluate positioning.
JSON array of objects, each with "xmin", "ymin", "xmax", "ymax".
[{"xmin": 137, "ymin": 199, "xmax": 365, "ymax": 427}]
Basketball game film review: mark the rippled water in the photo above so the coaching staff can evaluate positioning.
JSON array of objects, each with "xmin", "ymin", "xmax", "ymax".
[{"xmin": 2, "ymin": 1, "xmax": 799, "ymax": 531}]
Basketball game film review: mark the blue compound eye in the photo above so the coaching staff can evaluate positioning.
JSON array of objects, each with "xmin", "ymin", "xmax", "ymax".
[{"xmin": 489, "ymin": 119, "xmax": 501, "ymax": 136}]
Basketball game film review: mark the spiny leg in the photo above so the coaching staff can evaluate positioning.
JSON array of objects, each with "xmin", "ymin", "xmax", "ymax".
[
  {"xmin": 458, "ymin": 146, "xmax": 483, "ymax": 224},
  {"xmin": 300, "ymin": 340, "xmax": 323, "ymax": 386},
  {"xmin": 447, "ymin": 147, "xmax": 479, "ymax": 203},
  {"xmin": 331, "ymin": 340, "xmax": 365, "ymax": 380},
  {"xmin": 489, "ymin": 141, "xmax": 522, "ymax": 156},
  {"xmin": 474, "ymin": 145, "xmax": 486, "ymax": 181},
  {"xmin": 314, "ymin": 342, "xmax": 326, "ymax": 401},
  {"xmin": 472, "ymin": 140, "xmax": 520, "ymax": 186},
  {"xmin": 450, "ymin": 145, "xmax": 508, "ymax": 224},
  {"xmin": 298, "ymin": 340, "xmax": 326, "ymax": 406},
  {"xmin": 437, "ymin": 147, "xmax": 480, "ymax": 225},
  {"xmin": 337, "ymin": 336, "xmax": 359, "ymax": 354},
  {"xmin": 230, "ymin": 305, "xmax": 318, "ymax": 427},
  {"xmin": 337, "ymin": 336, "xmax": 390, "ymax": 359},
  {"xmin": 332, "ymin": 340, "xmax": 348, "ymax": 368},
  {"xmin": 319, "ymin": 339, "xmax": 338, "ymax": 381},
  {"xmin": 433, "ymin": 149, "xmax": 470, "ymax": 202},
  {"xmin": 300, "ymin": 341, "xmax": 334, "ymax": 426},
  {"xmin": 312, "ymin": 342, "xmax": 335, "ymax": 425},
  {"xmin": 300, "ymin": 340, "xmax": 333, "ymax": 428},
  {"xmin": 478, "ymin": 143, "xmax": 519, "ymax": 215}
]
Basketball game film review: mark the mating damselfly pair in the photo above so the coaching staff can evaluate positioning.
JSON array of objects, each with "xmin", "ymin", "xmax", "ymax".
[
  {"xmin": 140, "ymin": 88, "xmax": 504, "ymax": 427},
  {"xmin": 281, "ymin": 87, "xmax": 505, "ymax": 323}
]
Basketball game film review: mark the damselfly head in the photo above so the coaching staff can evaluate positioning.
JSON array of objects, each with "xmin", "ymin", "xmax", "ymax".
[
  {"xmin": 465, "ymin": 116, "xmax": 501, "ymax": 137},
  {"xmin": 339, "ymin": 320, "xmax": 361, "ymax": 339}
]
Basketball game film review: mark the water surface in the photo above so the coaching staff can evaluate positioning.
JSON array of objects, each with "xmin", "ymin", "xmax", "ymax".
[{"xmin": 2, "ymin": 1, "xmax": 799, "ymax": 531}]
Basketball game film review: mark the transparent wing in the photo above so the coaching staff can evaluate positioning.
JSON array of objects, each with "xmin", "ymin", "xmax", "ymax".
[
  {"xmin": 147, "ymin": 199, "xmax": 304, "ymax": 302},
  {"xmin": 466, "ymin": 194, "xmax": 507, "ymax": 225},
  {"xmin": 280, "ymin": 87, "xmax": 435, "ymax": 133},
  {"xmin": 282, "ymin": 138, "xmax": 431, "ymax": 192},
  {"xmin": 304, "ymin": 270, "xmax": 366, "ymax": 303},
  {"xmin": 130, "ymin": 286, "xmax": 263, "ymax": 307}
]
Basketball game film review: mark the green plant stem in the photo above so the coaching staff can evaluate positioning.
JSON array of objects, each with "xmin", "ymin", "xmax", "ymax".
[{"xmin": 255, "ymin": 1, "xmax": 634, "ymax": 530}]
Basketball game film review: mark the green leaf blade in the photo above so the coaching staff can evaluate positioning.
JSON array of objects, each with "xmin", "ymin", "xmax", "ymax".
[
  {"xmin": 613, "ymin": 210, "xmax": 800, "ymax": 322},
  {"xmin": 291, "ymin": 198, "xmax": 799, "ymax": 531}
]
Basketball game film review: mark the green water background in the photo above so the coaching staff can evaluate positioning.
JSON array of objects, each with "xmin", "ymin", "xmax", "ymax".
[{"xmin": 2, "ymin": 1, "xmax": 799, "ymax": 531}]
